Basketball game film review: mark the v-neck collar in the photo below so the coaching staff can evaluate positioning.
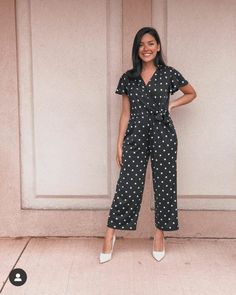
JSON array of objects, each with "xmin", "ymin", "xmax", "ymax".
[{"xmin": 139, "ymin": 65, "xmax": 160, "ymax": 87}]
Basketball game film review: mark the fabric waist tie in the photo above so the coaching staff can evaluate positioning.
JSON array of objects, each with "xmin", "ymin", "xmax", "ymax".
[
  {"xmin": 153, "ymin": 112, "xmax": 171, "ymax": 125},
  {"xmin": 131, "ymin": 111, "xmax": 172, "ymax": 126}
]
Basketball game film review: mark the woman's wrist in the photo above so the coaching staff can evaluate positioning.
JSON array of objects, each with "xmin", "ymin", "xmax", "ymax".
[{"xmin": 117, "ymin": 142, "xmax": 123, "ymax": 149}]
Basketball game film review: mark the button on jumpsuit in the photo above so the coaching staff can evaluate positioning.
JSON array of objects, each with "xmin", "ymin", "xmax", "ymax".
[{"xmin": 107, "ymin": 65, "xmax": 188, "ymax": 231}]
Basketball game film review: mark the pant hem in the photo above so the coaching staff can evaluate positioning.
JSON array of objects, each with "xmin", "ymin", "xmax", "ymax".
[
  {"xmin": 107, "ymin": 224, "xmax": 137, "ymax": 231},
  {"xmin": 155, "ymin": 226, "xmax": 179, "ymax": 231}
]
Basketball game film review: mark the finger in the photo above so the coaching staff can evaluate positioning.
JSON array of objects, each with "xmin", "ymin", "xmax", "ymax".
[
  {"xmin": 119, "ymin": 156, "xmax": 123, "ymax": 166},
  {"xmin": 116, "ymin": 156, "xmax": 119, "ymax": 167}
]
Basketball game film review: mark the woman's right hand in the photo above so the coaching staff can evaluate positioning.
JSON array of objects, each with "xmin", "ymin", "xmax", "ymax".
[{"xmin": 116, "ymin": 145, "xmax": 123, "ymax": 168}]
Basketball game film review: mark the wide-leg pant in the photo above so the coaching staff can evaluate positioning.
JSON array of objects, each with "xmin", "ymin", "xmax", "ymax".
[{"xmin": 107, "ymin": 113, "xmax": 179, "ymax": 231}]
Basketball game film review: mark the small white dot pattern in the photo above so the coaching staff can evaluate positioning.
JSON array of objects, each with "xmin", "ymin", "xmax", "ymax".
[{"xmin": 107, "ymin": 65, "xmax": 188, "ymax": 231}]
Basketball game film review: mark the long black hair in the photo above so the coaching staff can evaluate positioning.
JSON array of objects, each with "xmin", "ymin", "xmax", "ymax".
[{"xmin": 126, "ymin": 27, "xmax": 166, "ymax": 79}]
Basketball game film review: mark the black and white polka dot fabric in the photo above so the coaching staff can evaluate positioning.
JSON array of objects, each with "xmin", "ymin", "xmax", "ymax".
[{"xmin": 107, "ymin": 64, "xmax": 188, "ymax": 231}]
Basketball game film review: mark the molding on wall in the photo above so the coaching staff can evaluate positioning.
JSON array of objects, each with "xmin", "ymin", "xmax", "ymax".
[
  {"xmin": 151, "ymin": 0, "xmax": 236, "ymax": 210},
  {"xmin": 151, "ymin": 195, "xmax": 236, "ymax": 211},
  {"xmin": 177, "ymin": 195, "xmax": 236, "ymax": 210},
  {"xmin": 15, "ymin": 0, "xmax": 122, "ymax": 209},
  {"xmin": 15, "ymin": 0, "xmax": 236, "ymax": 211}
]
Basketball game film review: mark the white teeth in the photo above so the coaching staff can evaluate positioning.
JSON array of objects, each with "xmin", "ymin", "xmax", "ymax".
[{"xmin": 144, "ymin": 53, "xmax": 152, "ymax": 56}]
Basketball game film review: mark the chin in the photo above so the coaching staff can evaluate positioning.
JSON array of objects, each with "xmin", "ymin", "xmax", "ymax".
[{"xmin": 141, "ymin": 57, "xmax": 155, "ymax": 63}]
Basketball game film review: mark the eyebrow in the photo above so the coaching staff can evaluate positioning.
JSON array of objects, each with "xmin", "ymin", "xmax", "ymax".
[{"xmin": 140, "ymin": 40, "xmax": 155, "ymax": 44}]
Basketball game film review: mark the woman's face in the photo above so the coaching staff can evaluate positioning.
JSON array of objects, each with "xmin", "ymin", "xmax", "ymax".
[{"xmin": 138, "ymin": 33, "xmax": 160, "ymax": 64}]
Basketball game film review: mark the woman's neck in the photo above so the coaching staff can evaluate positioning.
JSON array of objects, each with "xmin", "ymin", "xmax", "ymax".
[{"xmin": 141, "ymin": 62, "xmax": 157, "ymax": 72}]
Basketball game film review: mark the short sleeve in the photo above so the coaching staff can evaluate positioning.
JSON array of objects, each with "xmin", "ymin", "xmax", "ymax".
[
  {"xmin": 115, "ymin": 73, "xmax": 128, "ymax": 95},
  {"xmin": 169, "ymin": 67, "xmax": 189, "ymax": 95}
]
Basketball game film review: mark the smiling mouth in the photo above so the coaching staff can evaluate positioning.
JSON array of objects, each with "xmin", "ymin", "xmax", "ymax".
[{"xmin": 143, "ymin": 53, "xmax": 152, "ymax": 56}]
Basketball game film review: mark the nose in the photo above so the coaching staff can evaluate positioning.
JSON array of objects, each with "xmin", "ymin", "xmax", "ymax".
[{"xmin": 143, "ymin": 44, "xmax": 151, "ymax": 52}]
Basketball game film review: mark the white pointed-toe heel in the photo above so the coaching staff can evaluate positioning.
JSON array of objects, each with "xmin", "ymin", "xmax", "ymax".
[
  {"xmin": 99, "ymin": 235, "xmax": 116, "ymax": 263},
  {"xmin": 152, "ymin": 236, "xmax": 165, "ymax": 262}
]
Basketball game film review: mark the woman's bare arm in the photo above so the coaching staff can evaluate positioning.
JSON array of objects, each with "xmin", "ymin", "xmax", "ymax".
[
  {"xmin": 117, "ymin": 94, "xmax": 130, "ymax": 148},
  {"xmin": 169, "ymin": 83, "xmax": 197, "ymax": 112}
]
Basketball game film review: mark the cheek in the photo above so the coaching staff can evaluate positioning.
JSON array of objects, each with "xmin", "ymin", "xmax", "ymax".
[{"xmin": 138, "ymin": 50, "xmax": 143, "ymax": 58}]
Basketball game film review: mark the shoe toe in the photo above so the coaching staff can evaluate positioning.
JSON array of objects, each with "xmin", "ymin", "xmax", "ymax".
[
  {"xmin": 152, "ymin": 250, "xmax": 165, "ymax": 261},
  {"xmin": 99, "ymin": 252, "xmax": 111, "ymax": 263},
  {"xmin": 99, "ymin": 234, "xmax": 116, "ymax": 263}
]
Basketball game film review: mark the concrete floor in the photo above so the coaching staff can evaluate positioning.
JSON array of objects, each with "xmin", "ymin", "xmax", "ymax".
[{"xmin": 0, "ymin": 237, "xmax": 236, "ymax": 295}]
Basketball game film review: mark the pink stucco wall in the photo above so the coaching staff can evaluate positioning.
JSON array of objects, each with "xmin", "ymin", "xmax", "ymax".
[{"xmin": 0, "ymin": 0, "xmax": 235, "ymax": 237}]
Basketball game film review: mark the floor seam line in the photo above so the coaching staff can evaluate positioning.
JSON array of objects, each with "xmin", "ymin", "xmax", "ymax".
[{"xmin": 0, "ymin": 237, "xmax": 32, "ymax": 293}]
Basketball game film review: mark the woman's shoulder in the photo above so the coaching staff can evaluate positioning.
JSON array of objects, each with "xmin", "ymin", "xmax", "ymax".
[
  {"xmin": 116, "ymin": 71, "xmax": 129, "ymax": 84},
  {"xmin": 160, "ymin": 64, "xmax": 176, "ymax": 73},
  {"xmin": 121, "ymin": 69, "xmax": 137, "ymax": 81},
  {"xmin": 118, "ymin": 70, "xmax": 130, "ymax": 80},
  {"xmin": 120, "ymin": 65, "xmax": 179, "ymax": 79},
  {"xmin": 162, "ymin": 65, "xmax": 184, "ymax": 76}
]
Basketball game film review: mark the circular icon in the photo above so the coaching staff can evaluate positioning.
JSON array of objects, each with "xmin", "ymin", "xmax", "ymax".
[{"xmin": 9, "ymin": 268, "xmax": 27, "ymax": 286}]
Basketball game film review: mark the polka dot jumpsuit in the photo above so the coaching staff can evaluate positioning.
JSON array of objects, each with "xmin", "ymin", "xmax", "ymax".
[{"xmin": 107, "ymin": 64, "xmax": 189, "ymax": 231}]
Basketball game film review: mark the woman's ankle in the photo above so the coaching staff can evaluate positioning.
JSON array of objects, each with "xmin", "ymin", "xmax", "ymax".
[{"xmin": 154, "ymin": 228, "xmax": 164, "ymax": 237}]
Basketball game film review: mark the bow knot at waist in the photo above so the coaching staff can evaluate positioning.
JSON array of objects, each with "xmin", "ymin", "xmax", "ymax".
[
  {"xmin": 149, "ymin": 110, "xmax": 170, "ymax": 124},
  {"xmin": 130, "ymin": 111, "xmax": 171, "ymax": 125}
]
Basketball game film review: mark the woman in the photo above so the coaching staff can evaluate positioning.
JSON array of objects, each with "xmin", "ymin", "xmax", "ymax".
[{"xmin": 100, "ymin": 27, "xmax": 197, "ymax": 263}]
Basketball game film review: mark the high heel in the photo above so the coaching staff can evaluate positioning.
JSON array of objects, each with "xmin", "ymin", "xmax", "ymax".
[
  {"xmin": 99, "ymin": 235, "xmax": 116, "ymax": 263},
  {"xmin": 152, "ymin": 236, "xmax": 165, "ymax": 262}
]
